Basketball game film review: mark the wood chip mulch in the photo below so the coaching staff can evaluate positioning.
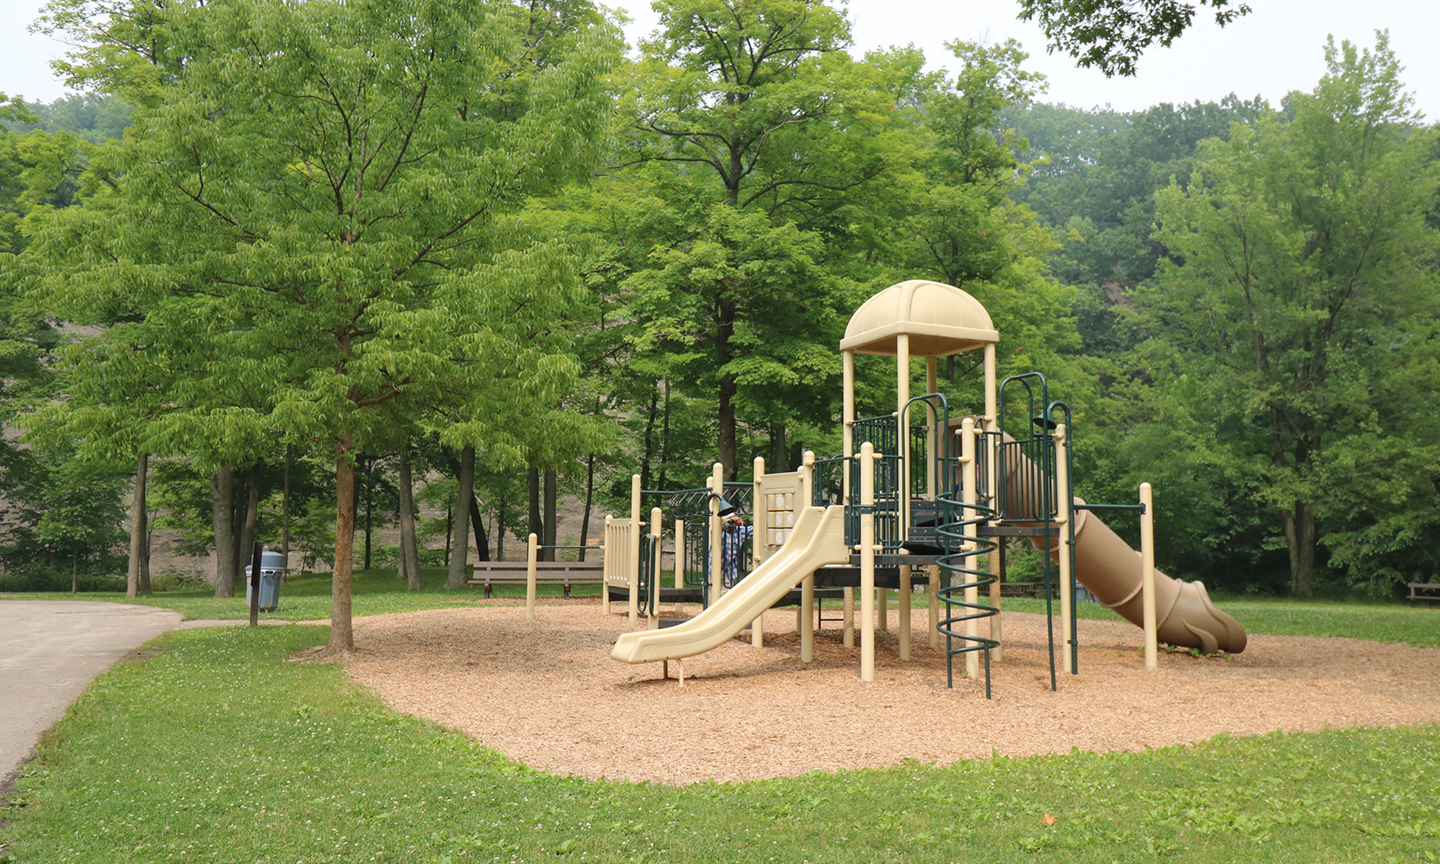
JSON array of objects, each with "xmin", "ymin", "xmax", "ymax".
[{"xmin": 340, "ymin": 602, "xmax": 1440, "ymax": 785}]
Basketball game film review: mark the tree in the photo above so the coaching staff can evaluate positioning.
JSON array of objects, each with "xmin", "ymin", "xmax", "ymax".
[
  {"xmin": 1140, "ymin": 33, "xmax": 1439, "ymax": 596},
  {"xmin": 28, "ymin": 0, "xmax": 619, "ymax": 653},
  {"xmin": 1017, "ymin": 0, "xmax": 1252, "ymax": 77},
  {"xmin": 619, "ymin": 0, "xmax": 903, "ymax": 479}
]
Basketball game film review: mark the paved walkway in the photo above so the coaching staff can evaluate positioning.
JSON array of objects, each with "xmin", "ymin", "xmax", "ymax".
[{"xmin": 0, "ymin": 601, "xmax": 183, "ymax": 785}]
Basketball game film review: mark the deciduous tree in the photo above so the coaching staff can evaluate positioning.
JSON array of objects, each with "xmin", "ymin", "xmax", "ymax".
[{"xmin": 28, "ymin": 0, "xmax": 619, "ymax": 652}]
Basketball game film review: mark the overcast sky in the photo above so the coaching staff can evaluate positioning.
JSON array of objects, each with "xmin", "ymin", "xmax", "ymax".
[{"xmin": 3, "ymin": 0, "xmax": 1435, "ymax": 119}]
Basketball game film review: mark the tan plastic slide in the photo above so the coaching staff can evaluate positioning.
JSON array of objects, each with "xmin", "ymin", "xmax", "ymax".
[{"xmin": 611, "ymin": 504, "xmax": 851, "ymax": 664}]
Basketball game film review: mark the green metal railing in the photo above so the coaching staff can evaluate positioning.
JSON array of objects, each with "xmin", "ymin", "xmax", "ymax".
[
  {"xmin": 851, "ymin": 413, "xmax": 904, "ymax": 551},
  {"xmin": 643, "ymin": 483, "xmax": 755, "ymax": 605},
  {"xmin": 636, "ymin": 532, "xmax": 658, "ymax": 617},
  {"xmin": 996, "ymin": 371, "xmax": 1074, "ymax": 691},
  {"xmin": 936, "ymin": 490, "xmax": 999, "ymax": 697}
]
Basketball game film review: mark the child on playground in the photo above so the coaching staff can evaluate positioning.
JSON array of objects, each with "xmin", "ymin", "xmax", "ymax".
[{"xmin": 720, "ymin": 513, "xmax": 753, "ymax": 585}]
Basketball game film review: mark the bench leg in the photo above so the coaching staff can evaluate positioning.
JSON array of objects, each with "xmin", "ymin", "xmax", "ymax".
[{"xmin": 484, "ymin": 584, "xmax": 492, "ymax": 599}]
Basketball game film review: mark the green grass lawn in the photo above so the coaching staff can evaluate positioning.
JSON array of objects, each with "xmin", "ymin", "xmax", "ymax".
[
  {"xmin": 3, "ymin": 582, "xmax": 1439, "ymax": 862},
  {"xmin": 0, "ymin": 567, "xmax": 602, "ymax": 621}
]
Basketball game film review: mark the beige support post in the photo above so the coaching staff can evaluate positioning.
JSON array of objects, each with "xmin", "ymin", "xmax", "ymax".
[
  {"xmin": 752, "ymin": 455, "xmax": 765, "ymax": 565},
  {"xmin": 526, "ymin": 532, "xmax": 538, "ymax": 621},
  {"xmin": 1141, "ymin": 482, "xmax": 1158, "ymax": 672},
  {"xmin": 1056, "ymin": 424, "xmax": 1075, "ymax": 675},
  {"xmin": 962, "ymin": 418, "xmax": 979, "ymax": 680},
  {"xmin": 709, "ymin": 462, "xmax": 723, "ymax": 602},
  {"xmin": 926, "ymin": 357, "xmax": 938, "ymax": 500},
  {"xmin": 843, "ymin": 586, "xmax": 854, "ymax": 648},
  {"xmin": 842, "ymin": 350, "xmax": 855, "ymax": 502},
  {"xmin": 899, "ymin": 559, "xmax": 912, "ymax": 661},
  {"xmin": 982, "ymin": 344, "xmax": 1002, "ymax": 663},
  {"xmin": 801, "ymin": 572, "xmax": 815, "ymax": 662},
  {"xmin": 897, "ymin": 333, "xmax": 910, "ymax": 545},
  {"xmin": 649, "ymin": 507, "xmax": 662, "ymax": 631},
  {"xmin": 629, "ymin": 474, "xmax": 642, "ymax": 624},
  {"xmin": 602, "ymin": 515, "xmax": 612, "ymax": 615},
  {"xmin": 860, "ymin": 441, "xmax": 877, "ymax": 682},
  {"xmin": 798, "ymin": 451, "xmax": 817, "ymax": 645},
  {"xmin": 927, "ymin": 564, "xmax": 940, "ymax": 651},
  {"xmin": 674, "ymin": 519, "xmax": 685, "ymax": 590},
  {"xmin": 983, "ymin": 344, "xmax": 997, "ymax": 431},
  {"xmin": 801, "ymin": 450, "xmax": 814, "ymax": 508},
  {"xmin": 752, "ymin": 455, "xmax": 765, "ymax": 645}
]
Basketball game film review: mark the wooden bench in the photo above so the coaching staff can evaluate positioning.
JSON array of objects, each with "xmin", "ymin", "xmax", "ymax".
[
  {"xmin": 465, "ymin": 560, "xmax": 604, "ymax": 598},
  {"xmin": 1407, "ymin": 583, "xmax": 1440, "ymax": 605}
]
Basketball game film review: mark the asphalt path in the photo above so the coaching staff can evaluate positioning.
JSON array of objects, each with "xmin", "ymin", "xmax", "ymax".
[{"xmin": 0, "ymin": 600, "xmax": 182, "ymax": 785}]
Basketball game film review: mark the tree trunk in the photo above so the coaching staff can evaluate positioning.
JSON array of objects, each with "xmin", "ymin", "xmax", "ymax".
[
  {"xmin": 442, "ymin": 447, "xmax": 489, "ymax": 561},
  {"xmin": 71, "ymin": 550, "xmax": 77, "ymax": 594},
  {"xmin": 578, "ymin": 453, "xmax": 595, "ymax": 562},
  {"xmin": 496, "ymin": 496, "xmax": 507, "ymax": 561},
  {"xmin": 397, "ymin": 444, "xmax": 423, "ymax": 590},
  {"xmin": 770, "ymin": 424, "xmax": 787, "ymax": 472},
  {"xmin": 230, "ymin": 470, "xmax": 246, "ymax": 586},
  {"xmin": 126, "ymin": 451, "xmax": 148, "ymax": 599},
  {"xmin": 139, "ymin": 515, "xmax": 151, "ymax": 595},
  {"xmin": 528, "ymin": 466, "xmax": 543, "ymax": 553},
  {"xmin": 328, "ymin": 443, "xmax": 356, "ymax": 653},
  {"xmin": 657, "ymin": 382, "xmax": 671, "ymax": 491},
  {"xmin": 237, "ymin": 463, "xmax": 260, "ymax": 588},
  {"xmin": 640, "ymin": 383, "xmax": 658, "ymax": 492},
  {"xmin": 470, "ymin": 481, "xmax": 489, "ymax": 562},
  {"xmin": 1283, "ymin": 502, "xmax": 1317, "ymax": 598},
  {"xmin": 446, "ymin": 446, "xmax": 474, "ymax": 588},
  {"xmin": 281, "ymin": 446, "xmax": 291, "ymax": 583},
  {"xmin": 443, "ymin": 502, "xmax": 452, "ymax": 568},
  {"xmin": 363, "ymin": 459, "xmax": 373, "ymax": 571},
  {"xmin": 472, "ymin": 506, "xmax": 489, "ymax": 561},
  {"xmin": 212, "ymin": 467, "xmax": 236, "ymax": 597},
  {"xmin": 543, "ymin": 469, "xmax": 558, "ymax": 562},
  {"xmin": 717, "ymin": 299, "xmax": 737, "ymax": 481}
]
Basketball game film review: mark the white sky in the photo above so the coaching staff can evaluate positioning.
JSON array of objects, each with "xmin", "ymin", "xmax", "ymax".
[{"xmin": 2, "ymin": 0, "xmax": 1436, "ymax": 119}]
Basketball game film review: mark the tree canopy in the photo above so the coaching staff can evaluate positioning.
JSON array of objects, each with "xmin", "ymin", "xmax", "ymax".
[{"xmin": 1018, "ymin": 0, "xmax": 1253, "ymax": 76}]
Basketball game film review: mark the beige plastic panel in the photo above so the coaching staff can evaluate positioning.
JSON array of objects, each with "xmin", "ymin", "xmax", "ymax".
[
  {"xmin": 840, "ymin": 280, "xmax": 1000, "ymax": 358},
  {"xmin": 755, "ymin": 470, "xmax": 804, "ymax": 561},
  {"xmin": 604, "ymin": 521, "xmax": 633, "ymax": 588}
]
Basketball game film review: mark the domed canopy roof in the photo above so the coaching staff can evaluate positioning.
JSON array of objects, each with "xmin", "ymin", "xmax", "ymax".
[{"xmin": 840, "ymin": 280, "xmax": 999, "ymax": 358}]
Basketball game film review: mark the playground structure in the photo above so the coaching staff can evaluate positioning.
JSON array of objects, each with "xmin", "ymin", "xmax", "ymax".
[{"xmin": 599, "ymin": 280, "xmax": 1247, "ymax": 694}]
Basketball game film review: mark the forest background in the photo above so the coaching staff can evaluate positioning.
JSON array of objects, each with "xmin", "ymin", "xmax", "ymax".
[{"xmin": 1, "ymin": 0, "xmax": 1436, "ymax": 653}]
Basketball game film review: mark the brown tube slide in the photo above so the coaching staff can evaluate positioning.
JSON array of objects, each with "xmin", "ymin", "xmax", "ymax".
[
  {"xmin": 1036, "ymin": 505, "xmax": 1247, "ymax": 654},
  {"xmin": 997, "ymin": 441, "xmax": 1247, "ymax": 654}
]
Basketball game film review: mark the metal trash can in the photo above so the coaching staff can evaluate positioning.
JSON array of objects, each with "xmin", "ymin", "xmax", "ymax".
[{"xmin": 244, "ymin": 550, "xmax": 286, "ymax": 611}]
